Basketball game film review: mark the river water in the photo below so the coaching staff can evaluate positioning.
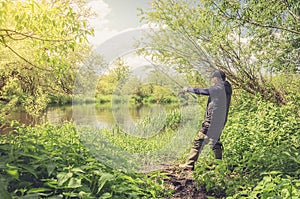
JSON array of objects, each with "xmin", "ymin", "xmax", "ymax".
[{"xmin": 7, "ymin": 103, "xmax": 178, "ymax": 128}]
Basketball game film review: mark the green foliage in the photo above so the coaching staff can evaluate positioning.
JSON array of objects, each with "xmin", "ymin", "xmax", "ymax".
[
  {"xmin": 49, "ymin": 94, "xmax": 72, "ymax": 105},
  {"xmin": 79, "ymin": 104, "xmax": 201, "ymax": 172},
  {"xmin": 96, "ymin": 59, "xmax": 185, "ymax": 105},
  {"xmin": 211, "ymin": 0, "xmax": 300, "ymax": 73},
  {"xmin": 89, "ymin": 108, "xmax": 183, "ymax": 154},
  {"xmin": 193, "ymin": 91, "xmax": 300, "ymax": 198},
  {"xmin": 0, "ymin": 123, "xmax": 168, "ymax": 198},
  {"xmin": 97, "ymin": 72, "xmax": 180, "ymax": 105},
  {"xmin": 97, "ymin": 59, "xmax": 130, "ymax": 96},
  {"xmin": 96, "ymin": 95, "xmax": 112, "ymax": 104},
  {"xmin": 247, "ymin": 172, "xmax": 300, "ymax": 199},
  {"xmin": 140, "ymin": 0, "xmax": 299, "ymax": 104},
  {"xmin": 2, "ymin": 77, "xmax": 299, "ymax": 198},
  {"xmin": 268, "ymin": 73, "xmax": 300, "ymax": 106},
  {"xmin": 131, "ymin": 84, "xmax": 179, "ymax": 104},
  {"xmin": 0, "ymin": 0, "xmax": 94, "ymax": 123}
]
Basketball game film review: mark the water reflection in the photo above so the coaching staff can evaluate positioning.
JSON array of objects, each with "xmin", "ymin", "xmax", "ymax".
[
  {"xmin": 72, "ymin": 103, "xmax": 177, "ymax": 130},
  {"xmin": 6, "ymin": 103, "xmax": 178, "ymax": 128}
]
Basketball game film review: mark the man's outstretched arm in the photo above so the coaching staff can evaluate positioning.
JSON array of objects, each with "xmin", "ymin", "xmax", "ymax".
[{"xmin": 185, "ymin": 88, "xmax": 210, "ymax": 95}]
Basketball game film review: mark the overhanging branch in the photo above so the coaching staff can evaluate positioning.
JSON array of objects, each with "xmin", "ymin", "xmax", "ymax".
[
  {"xmin": 0, "ymin": 28, "xmax": 73, "ymax": 42},
  {"xmin": 2, "ymin": 39, "xmax": 52, "ymax": 72}
]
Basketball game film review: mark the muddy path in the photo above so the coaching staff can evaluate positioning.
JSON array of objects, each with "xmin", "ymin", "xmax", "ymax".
[{"xmin": 159, "ymin": 165, "xmax": 207, "ymax": 199}]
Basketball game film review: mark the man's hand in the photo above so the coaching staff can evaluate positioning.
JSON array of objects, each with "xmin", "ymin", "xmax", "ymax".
[
  {"xmin": 179, "ymin": 87, "xmax": 189, "ymax": 95},
  {"xmin": 182, "ymin": 87, "xmax": 189, "ymax": 93}
]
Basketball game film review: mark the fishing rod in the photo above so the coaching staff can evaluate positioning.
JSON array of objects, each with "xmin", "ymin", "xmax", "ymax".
[{"xmin": 144, "ymin": 57, "xmax": 198, "ymax": 100}]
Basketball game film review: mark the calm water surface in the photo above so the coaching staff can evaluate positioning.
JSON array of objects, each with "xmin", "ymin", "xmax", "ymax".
[{"xmin": 8, "ymin": 103, "xmax": 178, "ymax": 128}]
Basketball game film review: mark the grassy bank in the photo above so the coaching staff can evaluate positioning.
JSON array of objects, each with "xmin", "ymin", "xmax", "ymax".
[{"xmin": 1, "ymin": 89, "xmax": 299, "ymax": 198}]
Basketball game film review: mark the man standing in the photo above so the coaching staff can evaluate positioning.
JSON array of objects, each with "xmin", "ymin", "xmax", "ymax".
[{"xmin": 180, "ymin": 70, "xmax": 232, "ymax": 170}]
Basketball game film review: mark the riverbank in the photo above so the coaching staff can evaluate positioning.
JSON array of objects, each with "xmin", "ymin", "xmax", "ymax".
[
  {"xmin": 48, "ymin": 94, "xmax": 183, "ymax": 106},
  {"xmin": 1, "ymin": 91, "xmax": 299, "ymax": 198}
]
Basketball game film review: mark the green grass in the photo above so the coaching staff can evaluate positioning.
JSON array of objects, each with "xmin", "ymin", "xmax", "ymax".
[{"xmin": 78, "ymin": 104, "xmax": 202, "ymax": 172}]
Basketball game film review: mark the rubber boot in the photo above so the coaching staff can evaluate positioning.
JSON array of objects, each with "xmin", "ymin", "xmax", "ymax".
[
  {"xmin": 180, "ymin": 135, "xmax": 205, "ymax": 170},
  {"xmin": 213, "ymin": 141, "xmax": 223, "ymax": 159}
]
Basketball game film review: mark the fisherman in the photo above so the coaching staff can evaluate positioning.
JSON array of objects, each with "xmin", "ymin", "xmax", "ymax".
[{"xmin": 180, "ymin": 70, "xmax": 232, "ymax": 170}]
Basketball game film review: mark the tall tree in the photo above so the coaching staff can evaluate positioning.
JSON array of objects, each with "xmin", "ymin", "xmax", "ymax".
[
  {"xmin": 0, "ymin": 0, "xmax": 94, "ymax": 125},
  {"xmin": 97, "ymin": 58, "xmax": 130, "ymax": 95},
  {"xmin": 140, "ymin": 0, "xmax": 300, "ymax": 104}
]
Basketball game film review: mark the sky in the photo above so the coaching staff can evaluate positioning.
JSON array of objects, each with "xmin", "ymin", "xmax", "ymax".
[{"xmin": 87, "ymin": 0, "xmax": 152, "ymax": 47}]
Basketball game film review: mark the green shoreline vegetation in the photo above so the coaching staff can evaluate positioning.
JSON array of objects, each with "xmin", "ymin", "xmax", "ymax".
[
  {"xmin": 48, "ymin": 94, "xmax": 181, "ymax": 106},
  {"xmin": 1, "ymin": 0, "xmax": 300, "ymax": 198},
  {"xmin": 1, "ymin": 88, "xmax": 300, "ymax": 198}
]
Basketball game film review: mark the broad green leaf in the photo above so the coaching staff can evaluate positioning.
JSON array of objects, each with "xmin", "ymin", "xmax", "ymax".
[
  {"xmin": 57, "ymin": 172, "xmax": 73, "ymax": 186},
  {"xmin": 47, "ymin": 195, "xmax": 63, "ymax": 199},
  {"xmin": 46, "ymin": 161, "xmax": 56, "ymax": 177},
  {"xmin": 97, "ymin": 173, "xmax": 114, "ymax": 194},
  {"xmin": 62, "ymin": 192, "xmax": 78, "ymax": 197},
  {"xmin": 19, "ymin": 165, "xmax": 38, "ymax": 178},
  {"xmin": 5, "ymin": 168, "xmax": 19, "ymax": 180},
  {"xmin": 71, "ymin": 167, "xmax": 84, "ymax": 173},
  {"xmin": 27, "ymin": 187, "xmax": 52, "ymax": 194},
  {"xmin": 99, "ymin": 192, "xmax": 112, "ymax": 199},
  {"xmin": 67, "ymin": 178, "xmax": 82, "ymax": 188}
]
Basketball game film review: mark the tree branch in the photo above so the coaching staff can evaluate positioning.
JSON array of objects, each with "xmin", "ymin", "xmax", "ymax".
[
  {"xmin": 244, "ymin": 19, "xmax": 300, "ymax": 35},
  {"xmin": 0, "ymin": 29, "xmax": 73, "ymax": 42},
  {"xmin": 280, "ymin": 0, "xmax": 300, "ymax": 22},
  {"xmin": 211, "ymin": 1, "xmax": 300, "ymax": 35},
  {"xmin": 1, "ymin": 39, "xmax": 53, "ymax": 72}
]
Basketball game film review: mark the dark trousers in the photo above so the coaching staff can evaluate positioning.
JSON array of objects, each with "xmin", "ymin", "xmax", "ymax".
[{"xmin": 185, "ymin": 106, "xmax": 224, "ymax": 168}]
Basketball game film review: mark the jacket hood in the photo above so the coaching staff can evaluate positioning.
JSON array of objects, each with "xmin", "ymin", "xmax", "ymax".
[{"xmin": 224, "ymin": 80, "xmax": 232, "ymax": 95}]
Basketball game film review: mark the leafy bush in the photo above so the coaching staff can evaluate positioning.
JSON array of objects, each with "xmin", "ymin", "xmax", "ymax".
[
  {"xmin": 143, "ymin": 96, "xmax": 158, "ymax": 104},
  {"xmin": 0, "ymin": 123, "xmax": 168, "ymax": 198},
  {"xmin": 72, "ymin": 97, "xmax": 96, "ymax": 105},
  {"xmin": 161, "ymin": 96, "xmax": 179, "ymax": 104},
  {"xmin": 247, "ymin": 172, "xmax": 300, "ymax": 199},
  {"xmin": 96, "ymin": 95, "xmax": 112, "ymax": 104},
  {"xmin": 49, "ymin": 94, "xmax": 72, "ymax": 105}
]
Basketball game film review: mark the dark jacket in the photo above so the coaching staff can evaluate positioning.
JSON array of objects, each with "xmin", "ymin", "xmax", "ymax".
[{"xmin": 187, "ymin": 80, "xmax": 232, "ymax": 126}]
